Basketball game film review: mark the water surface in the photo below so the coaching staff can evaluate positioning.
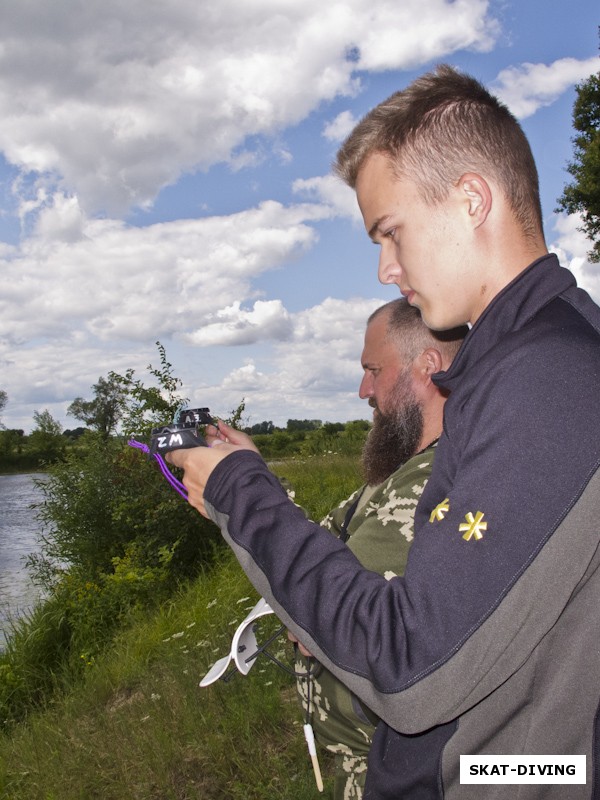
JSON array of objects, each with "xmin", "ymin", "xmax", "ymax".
[{"xmin": 0, "ymin": 473, "xmax": 46, "ymax": 645}]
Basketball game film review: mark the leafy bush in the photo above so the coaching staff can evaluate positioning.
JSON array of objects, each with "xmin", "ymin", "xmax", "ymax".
[{"xmin": 30, "ymin": 436, "xmax": 221, "ymax": 589}]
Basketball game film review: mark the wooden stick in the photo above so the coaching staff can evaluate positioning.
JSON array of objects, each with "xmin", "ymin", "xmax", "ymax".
[{"xmin": 303, "ymin": 723, "xmax": 324, "ymax": 792}]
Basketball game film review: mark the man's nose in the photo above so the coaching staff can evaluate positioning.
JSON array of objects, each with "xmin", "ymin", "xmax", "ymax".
[
  {"xmin": 378, "ymin": 245, "xmax": 402, "ymax": 286},
  {"xmin": 359, "ymin": 372, "xmax": 373, "ymax": 399}
]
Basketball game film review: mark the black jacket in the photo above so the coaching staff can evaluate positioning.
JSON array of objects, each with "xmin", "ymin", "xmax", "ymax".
[{"xmin": 205, "ymin": 254, "xmax": 600, "ymax": 798}]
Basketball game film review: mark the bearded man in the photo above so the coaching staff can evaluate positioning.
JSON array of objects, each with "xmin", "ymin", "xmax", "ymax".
[{"xmin": 288, "ymin": 298, "xmax": 467, "ymax": 799}]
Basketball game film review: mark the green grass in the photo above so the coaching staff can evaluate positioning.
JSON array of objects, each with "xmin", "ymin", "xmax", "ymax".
[
  {"xmin": 0, "ymin": 552, "xmax": 335, "ymax": 799},
  {"xmin": 270, "ymin": 453, "xmax": 363, "ymax": 522},
  {"xmin": 0, "ymin": 455, "xmax": 361, "ymax": 799}
]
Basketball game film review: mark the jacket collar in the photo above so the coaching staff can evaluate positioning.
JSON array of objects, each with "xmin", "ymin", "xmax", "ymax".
[{"xmin": 434, "ymin": 254, "xmax": 574, "ymax": 392}]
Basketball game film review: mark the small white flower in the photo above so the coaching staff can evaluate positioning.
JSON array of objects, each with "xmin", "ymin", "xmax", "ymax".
[
  {"xmin": 186, "ymin": 622, "xmax": 196, "ymax": 629},
  {"xmin": 150, "ymin": 693, "xmax": 161, "ymax": 702},
  {"xmin": 236, "ymin": 597, "xmax": 250, "ymax": 604},
  {"xmin": 206, "ymin": 599, "xmax": 217, "ymax": 609},
  {"xmin": 172, "ymin": 631, "xmax": 185, "ymax": 639}
]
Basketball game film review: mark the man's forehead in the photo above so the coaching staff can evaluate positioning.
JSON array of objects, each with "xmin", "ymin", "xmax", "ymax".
[
  {"xmin": 356, "ymin": 154, "xmax": 393, "ymax": 217},
  {"xmin": 356, "ymin": 153, "xmax": 415, "ymax": 238},
  {"xmin": 363, "ymin": 316, "xmax": 402, "ymax": 362}
]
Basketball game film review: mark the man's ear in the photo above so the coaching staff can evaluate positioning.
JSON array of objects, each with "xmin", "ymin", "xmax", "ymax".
[
  {"xmin": 459, "ymin": 173, "xmax": 492, "ymax": 227},
  {"xmin": 416, "ymin": 348, "xmax": 443, "ymax": 381}
]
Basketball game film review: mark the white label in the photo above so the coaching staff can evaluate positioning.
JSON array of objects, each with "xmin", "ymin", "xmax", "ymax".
[{"xmin": 460, "ymin": 755, "xmax": 586, "ymax": 784}]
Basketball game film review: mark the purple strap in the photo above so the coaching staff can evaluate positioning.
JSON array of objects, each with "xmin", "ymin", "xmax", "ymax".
[{"xmin": 128, "ymin": 439, "xmax": 188, "ymax": 500}]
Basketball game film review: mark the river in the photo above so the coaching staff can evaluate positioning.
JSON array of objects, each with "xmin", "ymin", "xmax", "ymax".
[{"xmin": 0, "ymin": 473, "xmax": 47, "ymax": 647}]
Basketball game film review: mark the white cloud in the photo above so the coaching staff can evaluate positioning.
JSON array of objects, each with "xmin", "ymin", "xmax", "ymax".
[
  {"xmin": 493, "ymin": 56, "xmax": 599, "ymax": 119},
  {"xmin": 293, "ymin": 175, "xmax": 362, "ymax": 222},
  {"xmin": 550, "ymin": 213, "xmax": 600, "ymax": 304},
  {"xmin": 0, "ymin": 197, "xmax": 328, "ymax": 346},
  {"xmin": 189, "ymin": 295, "xmax": 388, "ymax": 426},
  {"xmin": 184, "ymin": 300, "xmax": 292, "ymax": 346},
  {"xmin": 357, "ymin": 0, "xmax": 498, "ymax": 71},
  {"xmin": 0, "ymin": 0, "xmax": 499, "ymax": 215},
  {"xmin": 323, "ymin": 111, "xmax": 359, "ymax": 143},
  {"xmin": 0, "ymin": 337, "xmax": 155, "ymax": 432},
  {"xmin": 0, "ymin": 189, "xmax": 374, "ymax": 430}
]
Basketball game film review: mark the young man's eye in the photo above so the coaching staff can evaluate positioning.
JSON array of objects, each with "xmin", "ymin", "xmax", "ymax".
[{"xmin": 385, "ymin": 228, "xmax": 396, "ymax": 239}]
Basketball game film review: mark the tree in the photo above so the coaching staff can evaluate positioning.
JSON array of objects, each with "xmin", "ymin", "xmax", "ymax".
[
  {"xmin": 109, "ymin": 341, "xmax": 187, "ymax": 438},
  {"xmin": 248, "ymin": 420, "xmax": 275, "ymax": 435},
  {"xmin": 0, "ymin": 428, "xmax": 24, "ymax": 456},
  {"xmin": 286, "ymin": 419, "xmax": 322, "ymax": 432},
  {"xmin": 63, "ymin": 427, "xmax": 89, "ymax": 440},
  {"xmin": 556, "ymin": 60, "xmax": 600, "ymax": 262},
  {"xmin": 68, "ymin": 375, "xmax": 128, "ymax": 440},
  {"xmin": 0, "ymin": 389, "xmax": 7, "ymax": 429},
  {"xmin": 29, "ymin": 348, "xmax": 223, "ymax": 611},
  {"xmin": 28, "ymin": 409, "xmax": 65, "ymax": 463}
]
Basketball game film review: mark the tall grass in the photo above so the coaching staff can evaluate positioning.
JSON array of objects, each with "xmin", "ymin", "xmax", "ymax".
[
  {"xmin": 270, "ymin": 453, "xmax": 363, "ymax": 522},
  {"xmin": 0, "ymin": 454, "xmax": 362, "ymax": 799}
]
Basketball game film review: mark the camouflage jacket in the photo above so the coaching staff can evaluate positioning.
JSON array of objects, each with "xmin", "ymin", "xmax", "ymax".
[{"xmin": 295, "ymin": 443, "xmax": 436, "ymax": 785}]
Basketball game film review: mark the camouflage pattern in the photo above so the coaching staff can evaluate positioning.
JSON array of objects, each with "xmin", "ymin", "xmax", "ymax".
[{"xmin": 295, "ymin": 444, "xmax": 436, "ymax": 799}]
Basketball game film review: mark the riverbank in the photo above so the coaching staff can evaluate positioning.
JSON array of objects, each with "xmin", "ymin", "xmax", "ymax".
[
  {"xmin": 0, "ymin": 454, "xmax": 362, "ymax": 797},
  {"xmin": 0, "ymin": 550, "xmax": 335, "ymax": 799}
]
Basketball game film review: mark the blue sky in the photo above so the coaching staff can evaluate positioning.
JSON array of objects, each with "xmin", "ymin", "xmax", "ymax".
[{"xmin": 0, "ymin": 0, "xmax": 598, "ymax": 432}]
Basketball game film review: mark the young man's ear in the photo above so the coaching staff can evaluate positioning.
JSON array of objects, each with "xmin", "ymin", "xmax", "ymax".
[{"xmin": 459, "ymin": 173, "xmax": 492, "ymax": 227}]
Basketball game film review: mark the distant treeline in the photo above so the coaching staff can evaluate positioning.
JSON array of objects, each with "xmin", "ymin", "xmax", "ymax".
[
  {"xmin": 0, "ymin": 417, "xmax": 371, "ymax": 472},
  {"xmin": 246, "ymin": 419, "xmax": 370, "ymax": 459}
]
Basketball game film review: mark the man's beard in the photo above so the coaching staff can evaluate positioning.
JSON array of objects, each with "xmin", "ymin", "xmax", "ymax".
[{"xmin": 361, "ymin": 374, "xmax": 425, "ymax": 486}]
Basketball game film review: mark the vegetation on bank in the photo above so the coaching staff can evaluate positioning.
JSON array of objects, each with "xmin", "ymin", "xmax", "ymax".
[
  {"xmin": 0, "ymin": 344, "xmax": 365, "ymax": 797},
  {"xmin": 0, "ymin": 552, "xmax": 325, "ymax": 799},
  {"xmin": 0, "ymin": 453, "xmax": 363, "ymax": 799}
]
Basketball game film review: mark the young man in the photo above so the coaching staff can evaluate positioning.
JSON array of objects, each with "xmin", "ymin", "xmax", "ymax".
[
  {"xmin": 291, "ymin": 299, "xmax": 465, "ymax": 798},
  {"xmin": 169, "ymin": 65, "xmax": 600, "ymax": 798}
]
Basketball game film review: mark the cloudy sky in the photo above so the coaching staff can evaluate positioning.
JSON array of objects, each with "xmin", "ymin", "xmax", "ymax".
[{"xmin": 0, "ymin": 0, "xmax": 598, "ymax": 433}]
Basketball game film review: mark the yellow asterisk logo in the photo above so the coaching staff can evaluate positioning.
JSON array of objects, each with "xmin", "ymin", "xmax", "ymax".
[
  {"xmin": 429, "ymin": 498, "xmax": 450, "ymax": 523},
  {"xmin": 459, "ymin": 511, "xmax": 487, "ymax": 541}
]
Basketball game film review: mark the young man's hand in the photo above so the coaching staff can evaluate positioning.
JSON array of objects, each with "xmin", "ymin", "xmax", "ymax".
[{"xmin": 166, "ymin": 440, "xmax": 242, "ymax": 517}]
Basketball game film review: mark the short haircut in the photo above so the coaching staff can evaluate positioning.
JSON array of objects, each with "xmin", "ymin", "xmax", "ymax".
[
  {"xmin": 335, "ymin": 64, "xmax": 543, "ymax": 240},
  {"xmin": 369, "ymin": 298, "xmax": 468, "ymax": 366}
]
